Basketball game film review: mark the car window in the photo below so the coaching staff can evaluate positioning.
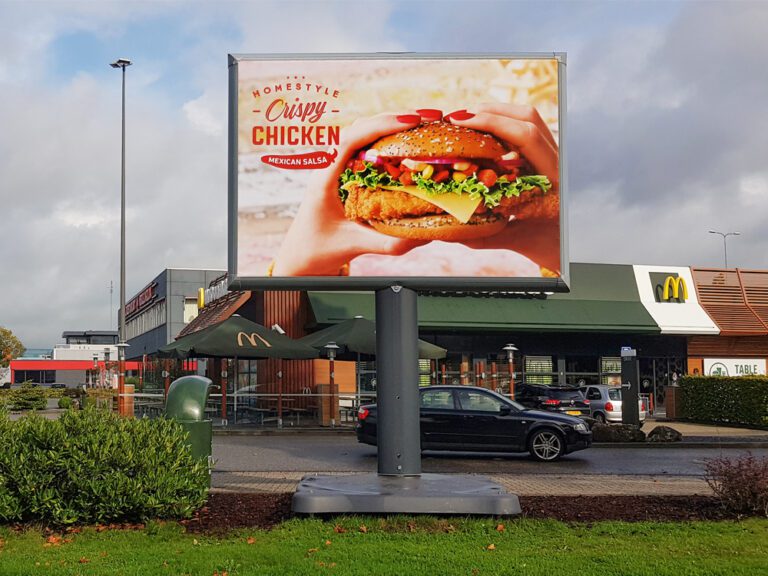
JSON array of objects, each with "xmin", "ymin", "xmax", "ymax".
[
  {"xmin": 551, "ymin": 389, "xmax": 585, "ymax": 400},
  {"xmin": 608, "ymin": 388, "xmax": 622, "ymax": 401},
  {"xmin": 457, "ymin": 390, "xmax": 506, "ymax": 413},
  {"xmin": 586, "ymin": 387, "xmax": 602, "ymax": 400},
  {"xmin": 420, "ymin": 389, "xmax": 454, "ymax": 410}
]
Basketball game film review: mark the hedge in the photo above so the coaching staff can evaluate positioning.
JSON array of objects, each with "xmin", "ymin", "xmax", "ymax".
[
  {"xmin": 679, "ymin": 376, "xmax": 768, "ymax": 428},
  {"xmin": 0, "ymin": 408, "xmax": 209, "ymax": 525}
]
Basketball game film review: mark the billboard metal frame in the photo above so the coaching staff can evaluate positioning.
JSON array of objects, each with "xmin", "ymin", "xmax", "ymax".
[{"xmin": 228, "ymin": 52, "xmax": 570, "ymax": 293}]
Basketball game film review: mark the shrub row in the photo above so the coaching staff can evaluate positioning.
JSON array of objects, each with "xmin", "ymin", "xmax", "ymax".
[
  {"xmin": 0, "ymin": 382, "xmax": 47, "ymax": 411},
  {"xmin": 0, "ymin": 408, "xmax": 209, "ymax": 525},
  {"xmin": 679, "ymin": 376, "xmax": 768, "ymax": 428}
]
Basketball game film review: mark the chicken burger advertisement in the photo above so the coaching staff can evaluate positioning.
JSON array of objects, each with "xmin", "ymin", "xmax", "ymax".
[{"xmin": 229, "ymin": 54, "xmax": 568, "ymax": 291}]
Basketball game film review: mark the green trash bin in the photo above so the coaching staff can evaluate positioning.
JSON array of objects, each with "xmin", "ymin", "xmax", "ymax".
[{"xmin": 165, "ymin": 375, "xmax": 213, "ymax": 463}]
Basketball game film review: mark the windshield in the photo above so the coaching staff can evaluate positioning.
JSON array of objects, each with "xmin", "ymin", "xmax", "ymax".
[{"xmin": 549, "ymin": 389, "xmax": 584, "ymax": 400}]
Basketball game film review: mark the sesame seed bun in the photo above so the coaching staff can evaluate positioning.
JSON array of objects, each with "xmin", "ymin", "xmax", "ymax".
[{"xmin": 371, "ymin": 121, "xmax": 507, "ymax": 159}]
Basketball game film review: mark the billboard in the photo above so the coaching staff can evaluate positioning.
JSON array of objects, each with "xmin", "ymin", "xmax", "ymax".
[{"xmin": 228, "ymin": 53, "xmax": 569, "ymax": 291}]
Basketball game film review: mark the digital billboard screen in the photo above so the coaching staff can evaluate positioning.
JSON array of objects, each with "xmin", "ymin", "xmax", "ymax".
[{"xmin": 228, "ymin": 53, "xmax": 568, "ymax": 291}]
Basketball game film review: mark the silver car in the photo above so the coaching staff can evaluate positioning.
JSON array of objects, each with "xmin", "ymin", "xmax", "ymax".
[{"xmin": 580, "ymin": 385, "xmax": 647, "ymax": 424}]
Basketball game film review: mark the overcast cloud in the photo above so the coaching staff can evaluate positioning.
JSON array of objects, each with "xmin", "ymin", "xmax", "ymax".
[{"xmin": 0, "ymin": 0, "xmax": 766, "ymax": 348}]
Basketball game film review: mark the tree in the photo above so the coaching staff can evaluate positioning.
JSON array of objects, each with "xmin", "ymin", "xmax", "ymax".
[{"xmin": 1, "ymin": 326, "xmax": 25, "ymax": 382}]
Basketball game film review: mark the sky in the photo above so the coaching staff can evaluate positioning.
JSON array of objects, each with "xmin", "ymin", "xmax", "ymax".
[{"xmin": 1, "ymin": 0, "xmax": 766, "ymax": 348}]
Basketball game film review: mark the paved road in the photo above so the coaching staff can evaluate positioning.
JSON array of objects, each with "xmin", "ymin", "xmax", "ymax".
[{"xmin": 212, "ymin": 433, "xmax": 768, "ymax": 476}]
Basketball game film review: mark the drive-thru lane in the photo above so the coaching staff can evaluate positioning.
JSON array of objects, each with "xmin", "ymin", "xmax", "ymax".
[{"xmin": 212, "ymin": 433, "xmax": 768, "ymax": 477}]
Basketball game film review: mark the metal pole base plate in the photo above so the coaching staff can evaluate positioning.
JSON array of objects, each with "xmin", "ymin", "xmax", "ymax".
[{"xmin": 292, "ymin": 473, "xmax": 521, "ymax": 516}]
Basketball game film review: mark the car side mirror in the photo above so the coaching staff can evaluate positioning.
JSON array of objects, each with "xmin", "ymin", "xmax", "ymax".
[{"xmin": 499, "ymin": 405, "xmax": 512, "ymax": 416}]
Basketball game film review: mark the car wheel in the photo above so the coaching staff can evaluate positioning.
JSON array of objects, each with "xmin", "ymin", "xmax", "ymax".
[
  {"xmin": 528, "ymin": 429, "xmax": 565, "ymax": 462},
  {"xmin": 594, "ymin": 412, "xmax": 606, "ymax": 424}
]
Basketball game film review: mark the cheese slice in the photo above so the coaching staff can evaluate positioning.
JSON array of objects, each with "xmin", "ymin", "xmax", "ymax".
[{"xmin": 380, "ymin": 185, "xmax": 482, "ymax": 224}]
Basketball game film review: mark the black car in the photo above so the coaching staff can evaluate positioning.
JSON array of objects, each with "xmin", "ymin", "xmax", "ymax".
[
  {"xmin": 515, "ymin": 384, "xmax": 591, "ymax": 418},
  {"xmin": 356, "ymin": 385, "xmax": 592, "ymax": 462}
]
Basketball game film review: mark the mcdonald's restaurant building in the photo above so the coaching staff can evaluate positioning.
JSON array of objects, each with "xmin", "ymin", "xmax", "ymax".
[{"xmin": 175, "ymin": 262, "xmax": 768, "ymax": 416}]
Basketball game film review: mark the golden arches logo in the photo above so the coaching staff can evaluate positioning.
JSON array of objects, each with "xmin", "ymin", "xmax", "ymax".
[
  {"xmin": 237, "ymin": 332, "xmax": 272, "ymax": 348},
  {"xmin": 662, "ymin": 276, "xmax": 688, "ymax": 302}
]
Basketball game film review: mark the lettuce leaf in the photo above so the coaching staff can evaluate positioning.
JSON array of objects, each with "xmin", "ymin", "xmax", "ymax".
[
  {"xmin": 339, "ymin": 162, "xmax": 552, "ymax": 207},
  {"xmin": 339, "ymin": 163, "xmax": 397, "ymax": 202}
]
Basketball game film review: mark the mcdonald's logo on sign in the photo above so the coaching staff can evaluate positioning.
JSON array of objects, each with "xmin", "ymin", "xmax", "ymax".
[
  {"xmin": 237, "ymin": 332, "xmax": 273, "ymax": 348},
  {"xmin": 650, "ymin": 272, "xmax": 688, "ymax": 303}
]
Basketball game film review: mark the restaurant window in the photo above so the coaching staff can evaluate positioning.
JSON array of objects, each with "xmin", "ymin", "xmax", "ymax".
[
  {"xmin": 418, "ymin": 359, "xmax": 432, "ymax": 387},
  {"xmin": 601, "ymin": 357, "xmax": 622, "ymax": 385},
  {"xmin": 565, "ymin": 356, "xmax": 599, "ymax": 386},
  {"xmin": 525, "ymin": 356, "xmax": 554, "ymax": 385}
]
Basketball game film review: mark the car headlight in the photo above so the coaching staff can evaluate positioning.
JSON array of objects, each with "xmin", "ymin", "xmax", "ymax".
[{"xmin": 573, "ymin": 422, "xmax": 589, "ymax": 433}]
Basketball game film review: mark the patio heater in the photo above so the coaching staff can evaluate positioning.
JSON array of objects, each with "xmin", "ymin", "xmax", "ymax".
[
  {"xmin": 324, "ymin": 342, "xmax": 340, "ymax": 427},
  {"xmin": 503, "ymin": 344, "xmax": 518, "ymax": 400}
]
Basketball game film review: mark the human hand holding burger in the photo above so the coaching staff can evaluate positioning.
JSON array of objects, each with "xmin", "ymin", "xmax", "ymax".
[
  {"xmin": 272, "ymin": 104, "xmax": 560, "ymax": 276},
  {"xmin": 271, "ymin": 112, "xmax": 426, "ymax": 276},
  {"xmin": 448, "ymin": 103, "xmax": 560, "ymax": 273}
]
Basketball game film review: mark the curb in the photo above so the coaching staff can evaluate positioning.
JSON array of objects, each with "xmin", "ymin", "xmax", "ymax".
[{"xmin": 592, "ymin": 441, "xmax": 768, "ymax": 449}]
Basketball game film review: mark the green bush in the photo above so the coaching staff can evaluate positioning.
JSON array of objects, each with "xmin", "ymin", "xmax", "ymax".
[
  {"xmin": 705, "ymin": 453, "xmax": 768, "ymax": 517},
  {"xmin": 679, "ymin": 376, "xmax": 768, "ymax": 428},
  {"xmin": 57, "ymin": 396, "xmax": 74, "ymax": 410},
  {"xmin": 7, "ymin": 382, "xmax": 47, "ymax": 411},
  {"xmin": 0, "ymin": 408, "xmax": 209, "ymax": 525}
]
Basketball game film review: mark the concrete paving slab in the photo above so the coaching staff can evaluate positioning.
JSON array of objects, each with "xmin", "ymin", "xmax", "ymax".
[{"xmin": 211, "ymin": 471, "xmax": 713, "ymax": 497}]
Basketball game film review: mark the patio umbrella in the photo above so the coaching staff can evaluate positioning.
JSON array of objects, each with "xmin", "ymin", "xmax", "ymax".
[
  {"xmin": 298, "ymin": 316, "xmax": 447, "ymax": 359},
  {"xmin": 158, "ymin": 315, "xmax": 319, "ymax": 360}
]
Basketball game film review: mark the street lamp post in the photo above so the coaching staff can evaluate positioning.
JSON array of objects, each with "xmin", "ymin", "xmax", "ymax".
[
  {"xmin": 325, "ymin": 342, "xmax": 340, "ymax": 427},
  {"xmin": 111, "ymin": 58, "xmax": 131, "ymax": 416},
  {"xmin": 502, "ymin": 344, "xmax": 518, "ymax": 400},
  {"xmin": 708, "ymin": 230, "xmax": 740, "ymax": 269}
]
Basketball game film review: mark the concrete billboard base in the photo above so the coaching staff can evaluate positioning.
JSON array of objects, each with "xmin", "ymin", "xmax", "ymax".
[{"xmin": 291, "ymin": 473, "xmax": 521, "ymax": 516}]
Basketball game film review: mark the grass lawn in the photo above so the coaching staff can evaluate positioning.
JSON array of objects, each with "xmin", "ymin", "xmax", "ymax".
[{"xmin": 0, "ymin": 517, "xmax": 766, "ymax": 576}]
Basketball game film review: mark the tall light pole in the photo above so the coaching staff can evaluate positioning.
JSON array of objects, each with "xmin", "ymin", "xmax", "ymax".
[
  {"xmin": 708, "ymin": 230, "xmax": 740, "ymax": 269},
  {"xmin": 111, "ymin": 58, "xmax": 132, "ymax": 415},
  {"xmin": 502, "ymin": 343, "xmax": 518, "ymax": 400}
]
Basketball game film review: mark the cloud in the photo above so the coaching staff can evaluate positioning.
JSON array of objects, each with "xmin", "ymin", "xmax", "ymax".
[
  {"xmin": 0, "ymin": 1, "xmax": 403, "ymax": 347},
  {"xmin": 569, "ymin": 2, "xmax": 768, "ymax": 269},
  {"xmin": 1, "ymin": 1, "xmax": 766, "ymax": 349}
]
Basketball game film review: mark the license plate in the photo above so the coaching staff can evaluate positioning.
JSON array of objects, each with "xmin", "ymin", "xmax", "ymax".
[{"xmin": 566, "ymin": 410, "xmax": 582, "ymax": 416}]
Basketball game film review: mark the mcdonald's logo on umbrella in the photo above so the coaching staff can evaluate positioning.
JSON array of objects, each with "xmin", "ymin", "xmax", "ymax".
[{"xmin": 237, "ymin": 332, "xmax": 272, "ymax": 348}]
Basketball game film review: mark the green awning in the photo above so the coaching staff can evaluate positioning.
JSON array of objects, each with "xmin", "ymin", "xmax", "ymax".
[{"xmin": 307, "ymin": 263, "xmax": 660, "ymax": 334}]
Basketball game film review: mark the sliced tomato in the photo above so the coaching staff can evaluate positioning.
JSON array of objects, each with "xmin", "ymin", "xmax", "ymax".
[
  {"xmin": 433, "ymin": 170, "xmax": 450, "ymax": 183},
  {"xmin": 478, "ymin": 169, "xmax": 498, "ymax": 188},
  {"xmin": 384, "ymin": 163, "xmax": 402, "ymax": 178},
  {"xmin": 352, "ymin": 159, "xmax": 367, "ymax": 173},
  {"xmin": 399, "ymin": 170, "xmax": 414, "ymax": 185}
]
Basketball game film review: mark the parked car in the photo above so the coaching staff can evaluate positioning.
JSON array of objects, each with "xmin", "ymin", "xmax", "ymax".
[
  {"xmin": 356, "ymin": 385, "xmax": 592, "ymax": 462},
  {"xmin": 514, "ymin": 383, "xmax": 591, "ymax": 418},
  {"xmin": 579, "ymin": 384, "xmax": 647, "ymax": 423}
]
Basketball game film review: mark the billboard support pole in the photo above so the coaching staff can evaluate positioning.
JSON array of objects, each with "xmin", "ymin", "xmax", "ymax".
[
  {"xmin": 375, "ymin": 285, "xmax": 421, "ymax": 476},
  {"xmin": 292, "ymin": 284, "xmax": 520, "ymax": 516}
]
